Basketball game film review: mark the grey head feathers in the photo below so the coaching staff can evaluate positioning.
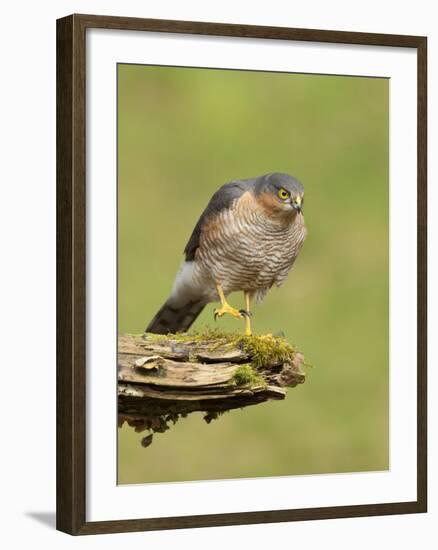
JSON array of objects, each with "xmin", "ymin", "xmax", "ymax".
[{"xmin": 254, "ymin": 172, "xmax": 304, "ymax": 197}]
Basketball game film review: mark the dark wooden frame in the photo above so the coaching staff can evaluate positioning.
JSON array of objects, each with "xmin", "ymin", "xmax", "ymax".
[{"xmin": 57, "ymin": 13, "xmax": 428, "ymax": 536}]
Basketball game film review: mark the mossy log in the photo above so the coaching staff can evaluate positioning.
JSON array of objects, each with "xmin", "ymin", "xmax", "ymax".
[{"xmin": 118, "ymin": 330, "xmax": 307, "ymax": 447}]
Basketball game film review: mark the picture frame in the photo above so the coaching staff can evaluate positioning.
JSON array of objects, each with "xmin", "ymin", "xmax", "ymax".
[{"xmin": 56, "ymin": 13, "xmax": 427, "ymax": 535}]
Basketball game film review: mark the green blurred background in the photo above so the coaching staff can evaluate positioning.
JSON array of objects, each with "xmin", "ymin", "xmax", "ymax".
[{"xmin": 117, "ymin": 64, "xmax": 389, "ymax": 484}]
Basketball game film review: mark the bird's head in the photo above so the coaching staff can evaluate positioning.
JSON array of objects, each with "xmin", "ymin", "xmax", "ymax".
[{"xmin": 254, "ymin": 172, "xmax": 305, "ymax": 218}]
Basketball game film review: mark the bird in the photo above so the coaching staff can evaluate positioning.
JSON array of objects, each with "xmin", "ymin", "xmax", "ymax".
[{"xmin": 146, "ymin": 172, "xmax": 306, "ymax": 336}]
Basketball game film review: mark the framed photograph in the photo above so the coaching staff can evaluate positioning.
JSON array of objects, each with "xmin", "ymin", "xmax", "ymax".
[{"xmin": 56, "ymin": 14, "xmax": 427, "ymax": 535}]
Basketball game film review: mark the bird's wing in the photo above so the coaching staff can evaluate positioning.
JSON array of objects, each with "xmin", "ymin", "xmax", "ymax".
[{"xmin": 184, "ymin": 178, "xmax": 255, "ymax": 261}]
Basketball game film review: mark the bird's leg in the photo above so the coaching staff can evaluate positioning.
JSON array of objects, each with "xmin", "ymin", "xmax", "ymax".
[
  {"xmin": 214, "ymin": 283, "xmax": 248, "ymax": 321},
  {"xmin": 244, "ymin": 291, "xmax": 252, "ymax": 336}
]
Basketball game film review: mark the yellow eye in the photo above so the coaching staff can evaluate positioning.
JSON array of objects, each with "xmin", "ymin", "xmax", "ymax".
[{"xmin": 278, "ymin": 188, "xmax": 290, "ymax": 200}]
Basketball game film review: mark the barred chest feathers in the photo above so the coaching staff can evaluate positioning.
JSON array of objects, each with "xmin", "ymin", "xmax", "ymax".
[{"xmin": 193, "ymin": 191, "xmax": 307, "ymax": 301}]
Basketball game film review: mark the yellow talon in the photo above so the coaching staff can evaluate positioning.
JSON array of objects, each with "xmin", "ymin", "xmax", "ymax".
[
  {"xmin": 214, "ymin": 303, "xmax": 244, "ymax": 320},
  {"xmin": 214, "ymin": 283, "xmax": 253, "ymax": 336}
]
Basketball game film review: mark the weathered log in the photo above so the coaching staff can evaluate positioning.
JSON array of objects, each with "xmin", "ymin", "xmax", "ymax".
[{"xmin": 118, "ymin": 331, "xmax": 307, "ymax": 447}]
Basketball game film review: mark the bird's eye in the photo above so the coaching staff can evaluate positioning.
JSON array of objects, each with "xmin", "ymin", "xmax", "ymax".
[{"xmin": 278, "ymin": 188, "xmax": 290, "ymax": 200}]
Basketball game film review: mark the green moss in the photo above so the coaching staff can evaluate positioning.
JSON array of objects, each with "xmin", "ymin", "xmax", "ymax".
[
  {"xmin": 238, "ymin": 333, "xmax": 296, "ymax": 369},
  {"xmin": 146, "ymin": 329, "xmax": 295, "ymax": 362},
  {"xmin": 144, "ymin": 327, "xmax": 230, "ymax": 345},
  {"xmin": 232, "ymin": 363, "xmax": 265, "ymax": 387},
  {"xmin": 144, "ymin": 328, "xmax": 310, "ymax": 380}
]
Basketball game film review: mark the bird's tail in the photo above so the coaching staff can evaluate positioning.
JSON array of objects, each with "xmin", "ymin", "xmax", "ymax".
[{"xmin": 145, "ymin": 297, "xmax": 205, "ymax": 335}]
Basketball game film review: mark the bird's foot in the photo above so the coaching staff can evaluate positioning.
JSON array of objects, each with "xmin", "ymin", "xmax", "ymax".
[
  {"xmin": 239, "ymin": 309, "xmax": 252, "ymax": 318},
  {"xmin": 213, "ymin": 303, "xmax": 250, "ymax": 321}
]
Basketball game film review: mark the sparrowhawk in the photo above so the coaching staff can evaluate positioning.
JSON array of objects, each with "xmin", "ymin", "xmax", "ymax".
[{"xmin": 146, "ymin": 172, "xmax": 306, "ymax": 336}]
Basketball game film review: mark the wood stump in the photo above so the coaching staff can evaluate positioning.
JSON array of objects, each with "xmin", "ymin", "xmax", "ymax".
[{"xmin": 118, "ymin": 331, "xmax": 307, "ymax": 447}]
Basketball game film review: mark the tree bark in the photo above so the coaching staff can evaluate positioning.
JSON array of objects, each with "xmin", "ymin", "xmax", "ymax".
[{"xmin": 118, "ymin": 333, "xmax": 306, "ymax": 447}]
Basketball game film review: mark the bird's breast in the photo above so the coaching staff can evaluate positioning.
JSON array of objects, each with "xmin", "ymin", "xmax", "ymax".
[{"xmin": 194, "ymin": 193, "xmax": 306, "ymax": 294}]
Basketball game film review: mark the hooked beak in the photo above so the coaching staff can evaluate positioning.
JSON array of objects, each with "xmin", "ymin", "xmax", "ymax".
[{"xmin": 291, "ymin": 196, "xmax": 302, "ymax": 213}]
